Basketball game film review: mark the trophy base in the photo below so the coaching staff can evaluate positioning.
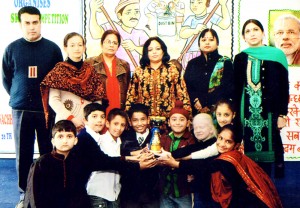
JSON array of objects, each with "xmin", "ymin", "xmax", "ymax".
[{"xmin": 150, "ymin": 145, "xmax": 162, "ymax": 154}]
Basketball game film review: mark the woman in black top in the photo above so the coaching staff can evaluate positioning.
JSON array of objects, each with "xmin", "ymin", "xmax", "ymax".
[{"xmin": 184, "ymin": 28, "xmax": 234, "ymax": 115}]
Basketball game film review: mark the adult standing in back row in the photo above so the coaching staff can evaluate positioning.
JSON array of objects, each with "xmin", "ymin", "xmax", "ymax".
[
  {"xmin": 184, "ymin": 28, "xmax": 234, "ymax": 116},
  {"xmin": 85, "ymin": 30, "xmax": 131, "ymax": 114},
  {"xmin": 40, "ymin": 32, "xmax": 106, "ymax": 133},
  {"xmin": 126, "ymin": 36, "xmax": 191, "ymax": 118},
  {"xmin": 234, "ymin": 19, "xmax": 289, "ymax": 178},
  {"xmin": 1, "ymin": 6, "xmax": 63, "ymax": 208}
]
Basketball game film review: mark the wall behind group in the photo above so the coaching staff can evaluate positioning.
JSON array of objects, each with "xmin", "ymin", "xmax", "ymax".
[{"xmin": 0, "ymin": 0, "xmax": 299, "ymax": 160}]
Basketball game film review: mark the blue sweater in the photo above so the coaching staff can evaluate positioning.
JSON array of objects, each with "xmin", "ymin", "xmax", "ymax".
[{"xmin": 2, "ymin": 37, "xmax": 63, "ymax": 111}]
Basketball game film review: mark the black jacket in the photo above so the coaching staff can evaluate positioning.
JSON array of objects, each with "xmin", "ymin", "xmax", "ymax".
[
  {"xmin": 120, "ymin": 128, "xmax": 159, "ymax": 201},
  {"xmin": 184, "ymin": 50, "xmax": 234, "ymax": 115},
  {"xmin": 24, "ymin": 151, "xmax": 91, "ymax": 208}
]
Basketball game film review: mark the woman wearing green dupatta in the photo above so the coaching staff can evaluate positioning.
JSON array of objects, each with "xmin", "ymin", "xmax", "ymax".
[{"xmin": 233, "ymin": 19, "xmax": 289, "ymax": 178}]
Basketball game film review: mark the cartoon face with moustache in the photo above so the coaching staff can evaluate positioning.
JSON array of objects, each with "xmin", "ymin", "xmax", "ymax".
[{"xmin": 117, "ymin": 3, "xmax": 141, "ymax": 29}]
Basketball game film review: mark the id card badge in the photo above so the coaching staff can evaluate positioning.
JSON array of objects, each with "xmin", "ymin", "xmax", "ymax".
[{"xmin": 28, "ymin": 66, "xmax": 37, "ymax": 78}]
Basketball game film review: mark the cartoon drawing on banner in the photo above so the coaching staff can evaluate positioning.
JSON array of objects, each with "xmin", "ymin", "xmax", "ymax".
[
  {"xmin": 169, "ymin": 0, "xmax": 185, "ymax": 40},
  {"xmin": 144, "ymin": 0, "xmax": 185, "ymax": 40},
  {"xmin": 144, "ymin": 0, "xmax": 167, "ymax": 32},
  {"xmin": 86, "ymin": 0, "xmax": 232, "ymax": 71},
  {"xmin": 88, "ymin": 0, "xmax": 149, "ymax": 73},
  {"xmin": 178, "ymin": 0, "xmax": 231, "ymax": 69},
  {"xmin": 269, "ymin": 10, "xmax": 300, "ymax": 66}
]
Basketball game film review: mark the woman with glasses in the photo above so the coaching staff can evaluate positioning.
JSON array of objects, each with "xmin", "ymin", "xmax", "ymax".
[{"xmin": 85, "ymin": 29, "xmax": 131, "ymax": 114}]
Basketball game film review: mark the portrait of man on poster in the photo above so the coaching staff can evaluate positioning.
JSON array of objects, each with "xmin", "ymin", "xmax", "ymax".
[{"xmin": 273, "ymin": 13, "xmax": 300, "ymax": 65}]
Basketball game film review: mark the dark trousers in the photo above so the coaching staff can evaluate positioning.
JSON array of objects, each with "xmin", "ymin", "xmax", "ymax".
[
  {"xmin": 12, "ymin": 110, "xmax": 52, "ymax": 194},
  {"xmin": 121, "ymin": 192, "xmax": 159, "ymax": 208},
  {"xmin": 272, "ymin": 115, "xmax": 285, "ymax": 178}
]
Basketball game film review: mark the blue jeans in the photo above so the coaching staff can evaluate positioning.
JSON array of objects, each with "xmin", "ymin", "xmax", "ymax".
[
  {"xmin": 193, "ymin": 192, "xmax": 202, "ymax": 208},
  {"xmin": 160, "ymin": 194, "xmax": 192, "ymax": 208},
  {"xmin": 12, "ymin": 110, "xmax": 52, "ymax": 193},
  {"xmin": 89, "ymin": 195, "xmax": 120, "ymax": 208}
]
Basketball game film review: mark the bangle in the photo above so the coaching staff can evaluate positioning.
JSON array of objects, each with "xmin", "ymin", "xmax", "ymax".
[
  {"xmin": 278, "ymin": 115, "xmax": 287, "ymax": 119},
  {"xmin": 194, "ymin": 98, "xmax": 199, "ymax": 103}
]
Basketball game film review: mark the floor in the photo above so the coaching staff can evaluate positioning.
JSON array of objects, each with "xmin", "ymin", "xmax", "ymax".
[{"xmin": 0, "ymin": 159, "xmax": 299, "ymax": 208}]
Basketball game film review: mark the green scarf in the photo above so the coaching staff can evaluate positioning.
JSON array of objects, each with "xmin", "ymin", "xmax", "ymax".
[
  {"xmin": 208, "ymin": 56, "xmax": 230, "ymax": 92},
  {"xmin": 243, "ymin": 46, "xmax": 288, "ymax": 70},
  {"xmin": 169, "ymin": 132, "xmax": 181, "ymax": 152}
]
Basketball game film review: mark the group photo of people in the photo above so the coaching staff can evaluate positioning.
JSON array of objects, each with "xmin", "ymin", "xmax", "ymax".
[{"xmin": 0, "ymin": 0, "xmax": 299, "ymax": 208}]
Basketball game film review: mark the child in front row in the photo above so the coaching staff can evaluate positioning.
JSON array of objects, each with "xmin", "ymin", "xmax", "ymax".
[
  {"xmin": 24, "ymin": 120, "xmax": 91, "ymax": 208},
  {"xmin": 169, "ymin": 99, "xmax": 236, "ymax": 208},
  {"xmin": 167, "ymin": 113, "xmax": 218, "ymax": 208},
  {"xmin": 159, "ymin": 100, "xmax": 195, "ymax": 208},
  {"xmin": 75, "ymin": 102, "xmax": 156, "ymax": 177},
  {"xmin": 23, "ymin": 104, "xmax": 157, "ymax": 208},
  {"xmin": 160, "ymin": 124, "xmax": 283, "ymax": 208},
  {"xmin": 86, "ymin": 108, "xmax": 128, "ymax": 208},
  {"xmin": 120, "ymin": 103, "xmax": 160, "ymax": 208},
  {"xmin": 121, "ymin": 103, "xmax": 152, "ymax": 156},
  {"xmin": 172, "ymin": 98, "xmax": 237, "ymax": 161}
]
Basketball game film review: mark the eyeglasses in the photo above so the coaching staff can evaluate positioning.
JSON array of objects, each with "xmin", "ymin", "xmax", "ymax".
[
  {"xmin": 274, "ymin": 30, "xmax": 300, "ymax": 38},
  {"xmin": 104, "ymin": 40, "xmax": 118, "ymax": 46}
]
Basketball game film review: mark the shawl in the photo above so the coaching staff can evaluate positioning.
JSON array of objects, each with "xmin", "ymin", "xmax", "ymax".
[
  {"xmin": 40, "ymin": 61, "xmax": 106, "ymax": 127},
  {"xmin": 211, "ymin": 150, "xmax": 283, "ymax": 208},
  {"xmin": 243, "ymin": 46, "xmax": 288, "ymax": 70},
  {"xmin": 208, "ymin": 56, "xmax": 230, "ymax": 93}
]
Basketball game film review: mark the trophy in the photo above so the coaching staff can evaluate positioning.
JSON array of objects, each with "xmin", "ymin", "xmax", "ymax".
[
  {"xmin": 149, "ymin": 116, "xmax": 166, "ymax": 153},
  {"xmin": 149, "ymin": 127, "xmax": 161, "ymax": 152}
]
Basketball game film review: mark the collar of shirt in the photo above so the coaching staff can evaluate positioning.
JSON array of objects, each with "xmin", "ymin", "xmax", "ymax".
[
  {"xmin": 102, "ymin": 131, "xmax": 122, "ymax": 146},
  {"xmin": 85, "ymin": 126, "xmax": 101, "ymax": 143},
  {"xmin": 24, "ymin": 35, "xmax": 42, "ymax": 42},
  {"xmin": 136, "ymin": 128, "xmax": 150, "ymax": 140}
]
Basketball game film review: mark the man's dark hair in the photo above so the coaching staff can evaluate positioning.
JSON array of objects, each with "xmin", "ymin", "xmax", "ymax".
[{"xmin": 18, "ymin": 6, "xmax": 41, "ymax": 22}]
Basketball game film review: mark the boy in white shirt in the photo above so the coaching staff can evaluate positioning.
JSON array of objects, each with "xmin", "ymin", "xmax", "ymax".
[{"xmin": 87, "ymin": 108, "xmax": 128, "ymax": 208}]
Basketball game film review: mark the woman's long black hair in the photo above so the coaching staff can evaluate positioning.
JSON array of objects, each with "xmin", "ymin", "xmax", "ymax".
[{"xmin": 139, "ymin": 36, "xmax": 170, "ymax": 69}]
